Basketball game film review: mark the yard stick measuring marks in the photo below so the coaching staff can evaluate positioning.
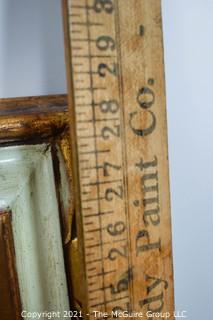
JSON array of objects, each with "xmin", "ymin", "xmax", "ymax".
[{"xmin": 62, "ymin": 0, "xmax": 174, "ymax": 318}]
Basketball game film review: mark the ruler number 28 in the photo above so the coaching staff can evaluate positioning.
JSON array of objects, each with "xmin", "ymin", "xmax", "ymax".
[
  {"xmin": 93, "ymin": 0, "xmax": 114, "ymax": 14},
  {"xmin": 99, "ymin": 100, "xmax": 119, "ymax": 113},
  {"xmin": 96, "ymin": 36, "xmax": 115, "ymax": 51}
]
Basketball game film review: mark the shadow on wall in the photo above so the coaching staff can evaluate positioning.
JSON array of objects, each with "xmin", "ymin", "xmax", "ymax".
[{"xmin": 0, "ymin": 0, "xmax": 66, "ymax": 98}]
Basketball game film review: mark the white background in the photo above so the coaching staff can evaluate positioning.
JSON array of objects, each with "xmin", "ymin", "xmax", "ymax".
[{"xmin": 1, "ymin": 1, "xmax": 213, "ymax": 318}]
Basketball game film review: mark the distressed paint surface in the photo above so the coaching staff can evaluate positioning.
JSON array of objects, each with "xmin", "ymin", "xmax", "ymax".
[{"xmin": 0, "ymin": 145, "xmax": 70, "ymax": 317}]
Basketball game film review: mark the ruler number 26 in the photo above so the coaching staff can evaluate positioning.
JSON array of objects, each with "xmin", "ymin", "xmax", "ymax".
[
  {"xmin": 107, "ymin": 221, "xmax": 126, "ymax": 236},
  {"xmin": 108, "ymin": 245, "xmax": 127, "ymax": 261},
  {"xmin": 107, "ymin": 223, "xmax": 127, "ymax": 261}
]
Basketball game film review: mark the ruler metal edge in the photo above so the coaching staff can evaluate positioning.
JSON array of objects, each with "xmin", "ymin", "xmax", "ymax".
[{"xmin": 62, "ymin": 0, "xmax": 174, "ymax": 318}]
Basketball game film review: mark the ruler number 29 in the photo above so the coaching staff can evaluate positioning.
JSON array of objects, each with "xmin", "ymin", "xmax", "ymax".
[
  {"xmin": 96, "ymin": 36, "xmax": 115, "ymax": 51},
  {"xmin": 98, "ymin": 63, "xmax": 118, "ymax": 77}
]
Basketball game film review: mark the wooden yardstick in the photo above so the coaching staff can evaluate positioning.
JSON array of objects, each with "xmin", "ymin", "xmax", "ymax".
[{"xmin": 62, "ymin": 0, "xmax": 174, "ymax": 318}]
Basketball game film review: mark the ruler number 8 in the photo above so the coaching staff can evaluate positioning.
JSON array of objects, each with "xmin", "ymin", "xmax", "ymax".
[
  {"xmin": 93, "ymin": 0, "xmax": 114, "ymax": 13},
  {"xmin": 99, "ymin": 100, "xmax": 119, "ymax": 113}
]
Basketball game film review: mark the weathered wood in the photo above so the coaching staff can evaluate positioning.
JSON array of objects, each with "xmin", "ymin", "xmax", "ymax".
[
  {"xmin": 62, "ymin": 0, "xmax": 174, "ymax": 318},
  {"xmin": 0, "ymin": 211, "xmax": 22, "ymax": 320},
  {"xmin": 0, "ymin": 95, "xmax": 69, "ymax": 143},
  {"xmin": 0, "ymin": 95, "xmax": 72, "ymax": 237},
  {"xmin": 0, "ymin": 94, "xmax": 68, "ymax": 114}
]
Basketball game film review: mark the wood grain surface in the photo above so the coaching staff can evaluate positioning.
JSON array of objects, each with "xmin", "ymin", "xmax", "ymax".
[
  {"xmin": 62, "ymin": 0, "xmax": 174, "ymax": 318},
  {"xmin": 0, "ymin": 95, "xmax": 68, "ymax": 143},
  {"xmin": 0, "ymin": 211, "xmax": 22, "ymax": 320}
]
